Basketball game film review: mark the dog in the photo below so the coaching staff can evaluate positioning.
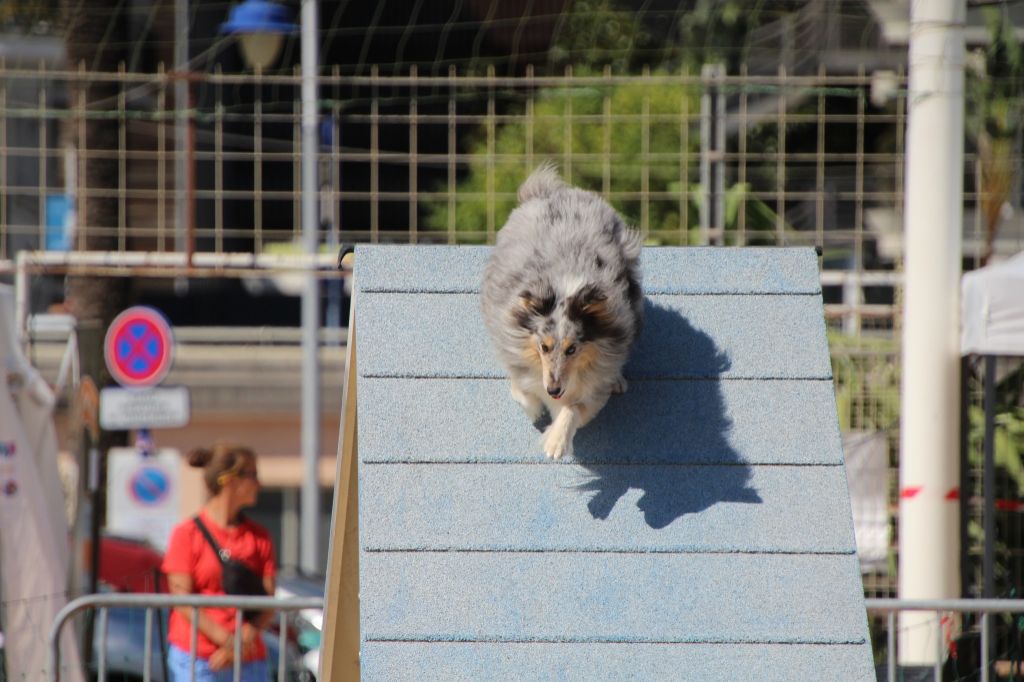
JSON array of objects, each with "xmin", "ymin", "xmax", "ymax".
[{"xmin": 481, "ymin": 165, "xmax": 644, "ymax": 459}]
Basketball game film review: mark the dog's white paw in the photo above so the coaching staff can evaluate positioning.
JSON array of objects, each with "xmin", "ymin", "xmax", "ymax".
[
  {"xmin": 611, "ymin": 374, "xmax": 628, "ymax": 394},
  {"xmin": 542, "ymin": 424, "xmax": 573, "ymax": 460}
]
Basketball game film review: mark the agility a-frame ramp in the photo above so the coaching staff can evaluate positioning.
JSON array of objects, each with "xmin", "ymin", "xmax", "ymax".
[{"xmin": 319, "ymin": 246, "xmax": 875, "ymax": 681}]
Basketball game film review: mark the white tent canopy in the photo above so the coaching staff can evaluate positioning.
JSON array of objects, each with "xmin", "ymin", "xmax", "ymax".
[
  {"xmin": 0, "ymin": 285, "xmax": 84, "ymax": 681},
  {"xmin": 961, "ymin": 251, "xmax": 1024, "ymax": 357}
]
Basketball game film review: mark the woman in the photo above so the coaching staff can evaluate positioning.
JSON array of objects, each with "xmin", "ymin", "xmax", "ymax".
[{"xmin": 162, "ymin": 442, "xmax": 276, "ymax": 681}]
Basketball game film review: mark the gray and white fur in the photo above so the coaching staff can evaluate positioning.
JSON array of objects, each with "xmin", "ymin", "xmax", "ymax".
[{"xmin": 481, "ymin": 165, "xmax": 643, "ymax": 458}]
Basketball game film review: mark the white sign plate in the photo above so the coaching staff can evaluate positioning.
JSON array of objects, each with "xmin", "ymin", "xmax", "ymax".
[
  {"xmin": 106, "ymin": 447, "xmax": 181, "ymax": 550},
  {"xmin": 100, "ymin": 386, "xmax": 191, "ymax": 430}
]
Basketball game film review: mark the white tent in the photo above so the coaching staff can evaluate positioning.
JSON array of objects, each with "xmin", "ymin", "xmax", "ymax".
[
  {"xmin": 961, "ymin": 251, "xmax": 1024, "ymax": 357},
  {"xmin": 960, "ymin": 252, "xmax": 1024, "ymax": 604},
  {"xmin": 0, "ymin": 286, "xmax": 84, "ymax": 681}
]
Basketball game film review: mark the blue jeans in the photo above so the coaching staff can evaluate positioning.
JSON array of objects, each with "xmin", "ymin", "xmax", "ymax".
[{"xmin": 167, "ymin": 645, "xmax": 269, "ymax": 682}]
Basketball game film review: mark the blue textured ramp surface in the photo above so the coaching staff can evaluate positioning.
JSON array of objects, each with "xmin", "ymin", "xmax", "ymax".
[
  {"xmin": 357, "ymin": 245, "xmax": 822, "ymax": 294},
  {"xmin": 360, "ymin": 464, "xmax": 854, "ymax": 553},
  {"xmin": 358, "ymin": 294, "xmax": 833, "ymax": 379},
  {"xmin": 355, "ymin": 246, "xmax": 874, "ymax": 680},
  {"xmin": 360, "ymin": 378, "xmax": 843, "ymax": 464}
]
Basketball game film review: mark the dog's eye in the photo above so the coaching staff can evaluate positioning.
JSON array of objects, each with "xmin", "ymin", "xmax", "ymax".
[
  {"xmin": 565, "ymin": 345, "xmax": 577, "ymax": 356},
  {"xmin": 540, "ymin": 343, "xmax": 550, "ymax": 353}
]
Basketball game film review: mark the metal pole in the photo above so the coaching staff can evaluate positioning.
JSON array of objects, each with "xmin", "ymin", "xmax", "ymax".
[
  {"xmin": 898, "ymin": 0, "xmax": 965, "ymax": 666},
  {"xmin": 713, "ymin": 67, "xmax": 725, "ymax": 247},
  {"xmin": 960, "ymin": 356, "xmax": 971, "ymax": 599},
  {"xmin": 699, "ymin": 66, "xmax": 711, "ymax": 245},
  {"xmin": 174, "ymin": 0, "xmax": 188, "ymax": 254},
  {"xmin": 983, "ymin": 356, "xmax": 996, "ymax": 616},
  {"xmin": 983, "ymin": 355, "xmax": 996, "ymax": 597},
  {"xmin": 981, "ymin": 611, "xmax": 991, "ymax": 682},
  {"xmin": 300, "ymin": 0, "xmax": 322, "ymax": 574}
]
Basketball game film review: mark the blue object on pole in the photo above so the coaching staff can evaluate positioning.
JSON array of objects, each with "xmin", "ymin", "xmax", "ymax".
[
  {"xmin": 219, "ymin": 0, "xmax": 297, "ymax": 34},
  {"xmin": 45, "ymin": 195, "xmax": 72, "ymax": 251},
  {"xmin": 319, "ymin": 117, "xmax": 334, "ymax": 150}
]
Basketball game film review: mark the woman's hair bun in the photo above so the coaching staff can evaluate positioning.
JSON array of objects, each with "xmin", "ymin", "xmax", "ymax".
[{"xmin": 187, "ymin": 447, "xmax": 213, "ymax": 468}]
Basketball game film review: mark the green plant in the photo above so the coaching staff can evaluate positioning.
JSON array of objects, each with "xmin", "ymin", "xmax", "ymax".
[
  {"xmin": 966, "ymin": 363, "xmax": 1024, "ymax": 494},
  {"xmin": 966, "ymin": 9, "xmax": 1024, "ymax": 266},
  {"xmin": 425, "ymin": 77, "xmax": 785, "ymax": 244},
  {"xmin": 827, "ymin": 332, "xmax": 901, "ymax": 434}
]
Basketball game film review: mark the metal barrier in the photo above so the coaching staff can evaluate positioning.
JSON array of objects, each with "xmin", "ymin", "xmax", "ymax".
[
  {"xmin": 49, "ymin": 593, "xmax": 324, "ymax": 682},
  {"xmin": 865, "ymin": 598, "xmax": 1024, "ymax": 682},
  {"xmin": 52, "ymin": 594, "xmax": 1024, "ymax": 680}
]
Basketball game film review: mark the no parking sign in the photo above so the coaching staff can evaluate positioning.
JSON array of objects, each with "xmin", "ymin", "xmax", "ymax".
[
  {"xmin": 129, "ymin": 466, "xmax": 171, "ymax": 506},
  {"xmin": 100, "ymin": 306, "xmax": 190, "ymax": 430},
  {"xmin": 104, "ymin": 306, "xmax": 174, "ymax": 388},
  {"xmin": 106, "ymin": 448, "xmax": 181, "ymax": 550}
]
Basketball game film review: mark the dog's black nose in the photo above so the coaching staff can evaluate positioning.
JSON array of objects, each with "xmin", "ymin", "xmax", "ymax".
[{"xmin": 547, "ymin": 385, "xmax": 562, "ymax": 397}]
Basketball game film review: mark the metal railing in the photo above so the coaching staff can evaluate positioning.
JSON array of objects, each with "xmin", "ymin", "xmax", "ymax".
[
  {"xmin": 48, "ymin": 593, "xmax": 324, "ymax": 682},
  {"xmin": 866, "ymin": 598, "xmax": 1024, "ymax": 682},
  {"xmin": 6, "ymin": 64, "xmax": 1022, "ymax": 324},
  {"xmin": 51, "ymin": 595, "xmax": 1024, "ymax": 681},
  {"xmin": 3, "ymin": 62, "xmax": 1024, "ymax": 318}
]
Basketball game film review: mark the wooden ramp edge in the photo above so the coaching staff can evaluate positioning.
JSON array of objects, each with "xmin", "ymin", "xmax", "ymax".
[{"xmin": 319, "ymin": 294, "xmax": 360, "ymax": 682}]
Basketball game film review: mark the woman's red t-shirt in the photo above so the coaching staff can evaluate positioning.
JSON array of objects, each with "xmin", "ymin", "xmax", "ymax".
[{"xmin": 161, "ymin": 510, "xmax": 276, "ymax": 660}]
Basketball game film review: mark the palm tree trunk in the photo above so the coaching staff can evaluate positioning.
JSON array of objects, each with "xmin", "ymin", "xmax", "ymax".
[{"xmin": 61, "ymin": 0, "xmax": 131, "ymax": 669}]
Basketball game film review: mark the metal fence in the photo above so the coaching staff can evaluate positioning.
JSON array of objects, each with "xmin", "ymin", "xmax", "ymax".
[
  {"xmin": 3, "ymin": 64, "xmax": 1021, "ymax": 312},
  {"xmin": 866, "ymin": 598, "xmax": 1024, "ymax": 682},
  {"xmin": 42, "ymin": 596, "xmax": 1024, "ymax": 681},
  {"xmin": 48, "ymin": 593, "xmax": 323, "ymax": 682},
  {"xmin": 4, "ymin": 63, "xmax": 1024, "ymax": 605}
]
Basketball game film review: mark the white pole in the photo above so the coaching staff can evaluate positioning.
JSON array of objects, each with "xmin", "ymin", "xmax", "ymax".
[
  {"xmin": 300, "ymin": 0, "xmax": 322, "ymax": 575},
  {"xmin": 898, "ymin": 0, "xmax": 965, "ymax": 666}
]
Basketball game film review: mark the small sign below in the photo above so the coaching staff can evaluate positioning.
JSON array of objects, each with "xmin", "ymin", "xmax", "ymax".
[
  {"xmin": 100, "ymin": 386, "xmax": 191, "ymax": 430},
  {"xmin": 107, "ymin": 448, "xmax": 181, "ymax": 550}
]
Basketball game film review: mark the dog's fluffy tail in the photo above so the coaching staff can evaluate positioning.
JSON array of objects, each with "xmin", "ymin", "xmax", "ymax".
[{"xmin": 517, "ymin": 163, "xmax": 564, "ymax": 204}]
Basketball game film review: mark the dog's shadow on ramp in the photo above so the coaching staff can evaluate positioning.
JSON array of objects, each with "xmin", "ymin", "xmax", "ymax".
[{"xmin": 569, "ymin": 300, "xmax": 762, "ymax": 529}]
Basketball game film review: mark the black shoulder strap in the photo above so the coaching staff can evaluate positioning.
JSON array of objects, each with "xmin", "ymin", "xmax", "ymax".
[{"xmin": 193, "ymin": 515, "xmax": 229, "ymax": 564}]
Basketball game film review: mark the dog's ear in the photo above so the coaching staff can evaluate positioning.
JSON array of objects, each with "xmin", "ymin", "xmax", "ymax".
[
  {"xmin": 514, "ymin": 287, "xmax": 555, "ymax": 330},
  {"xmin": 568, "ymin": 285, "xmax": 627, "ymax": 342},
  {"xmin": 567, "ymin": 285, "xmax": 608, "ymax": 319},
  {"xmin": 519, "ymin": 288, "xmax": 556, "ymax": 316}
]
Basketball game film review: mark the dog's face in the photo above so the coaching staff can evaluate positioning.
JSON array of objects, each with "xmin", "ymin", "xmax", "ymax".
[{"xmin": 515, "ymin": 284, "xmax": 623, "ymax": 400}]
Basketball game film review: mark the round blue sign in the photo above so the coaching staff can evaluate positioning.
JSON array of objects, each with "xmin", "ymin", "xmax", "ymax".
[
  {"xmin": 104, "ymin": 307, "xmax": 174, "ymax": 388},
  {"xmin": 129, "ymin": 466, "xmax": 170, "ymax": 506}
]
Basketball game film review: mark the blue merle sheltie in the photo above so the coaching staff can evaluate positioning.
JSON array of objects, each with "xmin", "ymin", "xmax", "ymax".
[{"xmin": 481, "ymin": 165, "xmax": 644, "ymax": 459}]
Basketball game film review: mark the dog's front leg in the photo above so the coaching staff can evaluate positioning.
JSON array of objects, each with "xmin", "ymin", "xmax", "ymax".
[
  {"xmin": 574, "ymin": 391, "xmax": 611, "ymax": 428},
  {"xmin": 510, "ymin": 377, "xmax": 545, "ymax": 422},
  {"xmin": 542, "ymin": 405, "xmax": 579, "ymax": 459}
]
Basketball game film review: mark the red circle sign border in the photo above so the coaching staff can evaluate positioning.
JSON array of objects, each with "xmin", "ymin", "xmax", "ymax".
[{"xmin": 104, "ymin": 306, "xmax": 175, "ymax": 388}]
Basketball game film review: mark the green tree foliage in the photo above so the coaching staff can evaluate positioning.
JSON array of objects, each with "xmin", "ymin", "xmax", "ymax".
[
  {"xmin": 425, "ymin": 78, "xmax": 782, "ymax": 244},
  {"xmin": 828, "ymin": 333, "xmax": 901, "ymax": 434},
  {"xmin": 676, "ymin": 0, "xmax": 767, "ymax": 72},
  {"xmin": 546, "ymin": 0, "xmax": 646, "ymax": 73},
  {"xmin": 967, "ymin": 364, "xmax": 1024, "ymax": 495},
  {"xmin": 426, "ymin": 0, "xmax": 794, "ymax": 243},
  {"xmin": 967, "ymin": 9, "xmax": 1024, "ymax": 265}
]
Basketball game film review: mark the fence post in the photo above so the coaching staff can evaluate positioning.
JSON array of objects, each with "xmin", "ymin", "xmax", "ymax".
[{"xmin": 700, "ymin": 63, "xmax": 725, "ymax": 246}]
